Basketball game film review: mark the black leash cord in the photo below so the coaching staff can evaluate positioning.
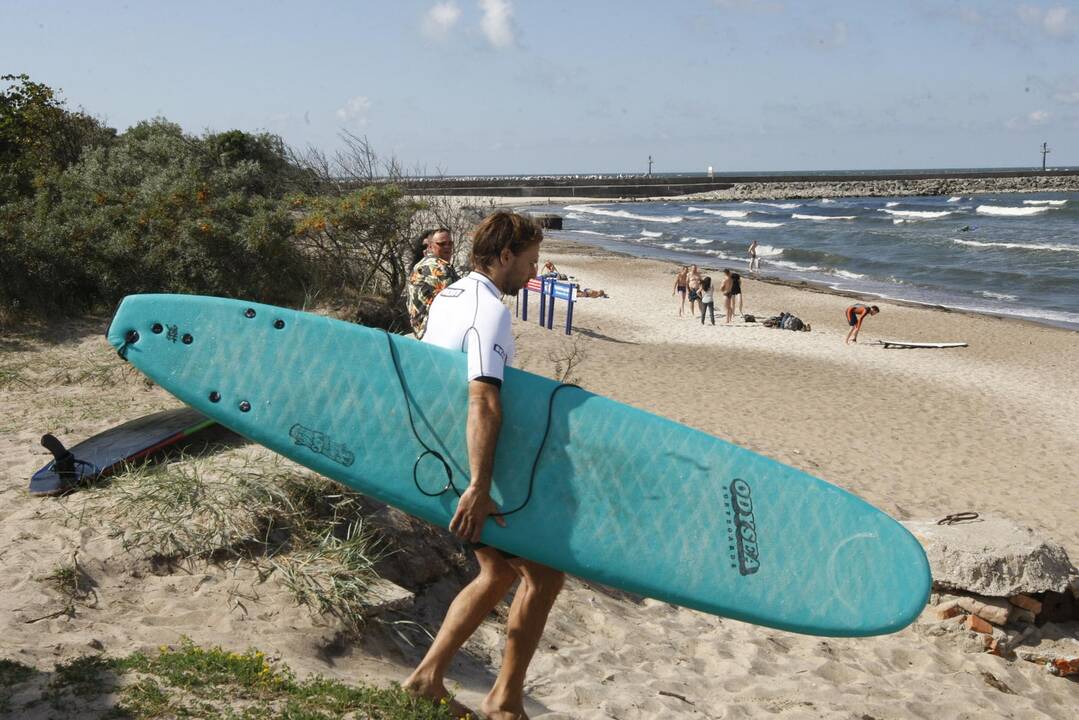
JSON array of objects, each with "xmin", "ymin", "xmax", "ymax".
[{"xmin": 383, "ymin": 331, "xmax": 578, "ymax": 518}]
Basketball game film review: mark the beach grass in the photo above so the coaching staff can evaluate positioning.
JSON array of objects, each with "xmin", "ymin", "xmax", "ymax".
[
  {"xmin": 84, "ymin": 451, "xmax": 387, "ymax": 631},
  {"xmin": 2, "ymin": 640, "xmax": 459, "ymax": 719}
]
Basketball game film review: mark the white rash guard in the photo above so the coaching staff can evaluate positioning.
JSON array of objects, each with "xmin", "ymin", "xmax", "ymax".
[{"xmin": 422, "ymin": 272, "xmax": 515, "ymax": 385}]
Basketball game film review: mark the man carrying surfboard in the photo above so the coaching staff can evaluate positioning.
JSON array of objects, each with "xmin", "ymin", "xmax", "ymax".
[
  {"xmin": 405, "ymin": 211, "xmax": 562, "ymax": 720},
  {"xmin": 845, "ymin": 303, "xmax": 879, "ymax": 344}
]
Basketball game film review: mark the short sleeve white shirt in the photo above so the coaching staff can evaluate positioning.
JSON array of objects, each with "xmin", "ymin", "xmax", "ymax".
[{"xmin": 421, "ymin": 272, "xmax": 515, "ymax": 383}]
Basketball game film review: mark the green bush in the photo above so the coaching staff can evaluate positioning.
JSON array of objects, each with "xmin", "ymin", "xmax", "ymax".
[
  {"xmin": 0, "ymin": 73, "xmax": 115, "ymax": 205},
  {"xmin": 0, "ymin": 77, "xmax": 427, "ymax": 327},
  {"xmin": 1, "ymin": 118, "xmax": 310, "ymax": 318}
]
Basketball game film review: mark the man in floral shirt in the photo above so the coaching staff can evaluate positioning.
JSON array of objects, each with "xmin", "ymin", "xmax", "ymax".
[{"xmin": 407, "ymin": 228, "xmax": 461, "ymax": 338}]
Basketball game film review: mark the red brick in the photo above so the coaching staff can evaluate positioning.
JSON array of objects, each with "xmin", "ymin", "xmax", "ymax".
[
  {"xmin": 1008, "ymin": 594, "xmax": 1042, "ymax": 615},
  {"xmin": 966, "ymin": 614, "xmax": 993, "ymax": 634}
]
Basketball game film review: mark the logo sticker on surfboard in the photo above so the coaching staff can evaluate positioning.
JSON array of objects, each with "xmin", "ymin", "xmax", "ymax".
[
  {"xmin": 723, "ymin": 478, "xmax": 761, "ymax": 576},
  {"xmin": 289, "ymin": 424, "xmax": 355, "ymax": 467}
]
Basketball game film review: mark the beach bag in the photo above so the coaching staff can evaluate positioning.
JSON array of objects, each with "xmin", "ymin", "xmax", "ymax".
[
  {"xmin": 782, "ymin": 315, "xmax": 805, "ymax": 331},
  {"xmin": 743, "ymin": 314, "xmax": 756, "ymax": 323}
]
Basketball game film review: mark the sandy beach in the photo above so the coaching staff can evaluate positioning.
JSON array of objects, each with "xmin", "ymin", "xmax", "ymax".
[{"xmin": 2, "ymin": 237, "xmax": 1078, "ymax": 718}]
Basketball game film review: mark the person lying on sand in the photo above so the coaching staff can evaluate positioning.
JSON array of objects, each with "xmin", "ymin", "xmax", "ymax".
[
  {"xmin": 405, "ymin": 212, "xmax": 564, "ymax": 720},
  {"xmin": 845, "ymin": 304, "xmax": 879, "ymax": 344}
]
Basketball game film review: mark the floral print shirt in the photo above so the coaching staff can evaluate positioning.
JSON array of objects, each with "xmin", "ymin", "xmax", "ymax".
[{"xmin": 407, "ymin": 255, "xmax": 462, "ymax": 338}]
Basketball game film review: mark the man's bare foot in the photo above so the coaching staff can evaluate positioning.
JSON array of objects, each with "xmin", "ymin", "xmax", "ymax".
[
  {"xmin": 480, "ymin": 696, "xmax": 528, "ymax": 720},
  {"xmin": 403, "ymin": 677, "xmax": 475, "ymax": 719}
]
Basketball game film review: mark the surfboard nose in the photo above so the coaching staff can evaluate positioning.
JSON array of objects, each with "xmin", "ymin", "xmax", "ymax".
[{"xmin": 827, "ymin": 521, "xmax": 932, "ymax": 635}]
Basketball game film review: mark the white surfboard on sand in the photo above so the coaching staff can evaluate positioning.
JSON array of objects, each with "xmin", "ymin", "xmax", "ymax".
[{"xmin": 875, "ymin": 340, "xmax": 968, "ymax": 349}]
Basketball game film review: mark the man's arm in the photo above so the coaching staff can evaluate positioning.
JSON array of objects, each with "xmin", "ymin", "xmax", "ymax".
[{"xmin": 448, "ymin": 379, "xmax": 508, "ymax": 542}]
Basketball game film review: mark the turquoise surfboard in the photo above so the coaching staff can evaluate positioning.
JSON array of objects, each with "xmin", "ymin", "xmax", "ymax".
[{"xmin": 107, "ymin": 294, "xmax": 930, "ymax": 636}]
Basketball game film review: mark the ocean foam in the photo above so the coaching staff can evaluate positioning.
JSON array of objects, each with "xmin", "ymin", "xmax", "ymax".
[
  {"xmin": 953, "ymin": 238, "xmax": 1079, "ymax": 254},
  {"xmin": 975, "ymin": 205, "xmax": 1050, "ymax": 217},
  {"xmin": 820, "ymin": 198, "xmax": 836, "ymax": 204},
  {"xmin": 792, "ymin": 213, "xmax": 857, "ymax": 221},
  {"xmin": 572, "ymin": 205, "xmax": 684, "ymax": 223},
  {"xmin": 885, "ymin": 201, "xmax": 900, "ymax": 207},
  {"xmin": 742, "ymin": 201, "xmax": 802, "ymax": 209},
  {"xmin": 660, "ymin": 242, "xmax": 734, "ymax": 260},
  {"xmin": 726, "ymin": 220, "xmax": 785, "ymax": 228},
  {"xmin": 1022, "ymin": 199, "xmax": 1068, "ymax": 206},
  {"xmin": 947, "ymin": 196, "xmax": 963, "ymax": 203},
  {"xmin": 769, "ymin": 259, "xmax": 823, "ymax": 272},
  {"xmin": 566, "ymin": 229, "xmax": 628, "ymax": 239},
  {"xmin": 640, "ymin": 230, "xmax": 663, "ymax": 238},
  {"xmin": 882, "ymin": 209, "xmax": 953, "ymax": 219},
  {"xmin": 755, "ymin": 244, "xmax": 783, "ymax": 257},
  {"xmin": 832, "ymin": 269, "xmax": 866, "ymax": 280},
  {"xmin": 688, "ymin": 206, "xmax": 749, "ymax": 218},
  {"xmin": 978, "ymin": 290, "xmax": 1018, "ymax": 302}
]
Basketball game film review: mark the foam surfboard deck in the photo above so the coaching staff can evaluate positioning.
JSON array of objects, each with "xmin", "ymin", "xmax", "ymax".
[
  {"xmin": 876, "ymin": 340, "xmax": 968, "ymax": 349},
  {"xmin": 30, "ymin": 407, "xmax": 216, "ymax": 496},
  {"xmin": 108, "ymin": 294, "xmax": 930, "ymax": 637}
]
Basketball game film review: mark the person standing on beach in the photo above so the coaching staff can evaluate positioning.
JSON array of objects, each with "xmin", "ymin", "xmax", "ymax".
[
  {"xmin": 731, "ymin": 270, "xmax": 743, "ymax": 316},
  {"xmin": 721, "ymin": 269, "xmax": 739, "ymax": 324},
  {"xmin": 747, "ymin": 239, "xmax": 760, "ymax": 273},
  {"xmin": 673, "ymin": 266, "xmax": 688, "ymax": 316},
  {"xmin": 687, "ymin": 265, "xmax": 703, "ymax": 318},
  {"xmin": 845, "ymin": 304, "xmax": 879, "ymax": 344},
  {"xmin": 407, "ymin": 228, "xmax": 461, "ymax": 339},
  {"xmin": 699, "ymin": 276, "xmax": 715, "ymax": 325},
  {"xmin": 404, "ymin": 212, "xmax": 563, "ymax": 720}
]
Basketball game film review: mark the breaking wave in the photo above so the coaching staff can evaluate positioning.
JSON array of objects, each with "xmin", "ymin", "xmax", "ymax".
[
  {"xmin": 882, "ymin": 209, "xmax": 954, "ymax": 219},
  {"xmin": 975, "ymin": 205, "xmax": 1049, "ymax": 217},
  {"xmin": 792, "ymin": 213, "xmax": 857, "ymax": 221},
  {"xmin": 953, "ymin": 238, "xmax": 1079, "ymax": 254},
  {"xmin": 688, "ymin": 206, "xmax": 750, "ymax": 218},
  {"xmin": 570, "ymin": 205, "xmax": 684, "ymax": 223},
  {"xmin": 727, "ymin": 219, "xmax": 785, "ymax": 228}
]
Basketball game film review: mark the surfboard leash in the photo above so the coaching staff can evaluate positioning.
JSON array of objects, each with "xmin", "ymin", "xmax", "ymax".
[{"xmin": 383, "ymin": 331, "xmax": 578, "ymax": 518}]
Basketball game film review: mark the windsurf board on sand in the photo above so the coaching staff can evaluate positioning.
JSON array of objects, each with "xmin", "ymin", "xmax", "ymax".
[
  {"xmin": 875, "ymin": 340, "xmax": 968, "ymax": 349},
  {"xmin": 107, "ymin": 294, "xmax": 931, "ymax": 637},
  {"xmin": 30, "ymin": 407, "xmax": 218, "ymax": 496}
]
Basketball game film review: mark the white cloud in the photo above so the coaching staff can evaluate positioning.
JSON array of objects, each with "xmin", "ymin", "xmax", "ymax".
[
  {"xmin": 1043, "ymin": 6, "xmax": 1073, "ymax": 36},
  {"xmin": 1017, "ymin": 4, "xmax": 1075, "ymax": 39},
  {"xmin": 422, "ymin": 2, "xmax": 462, "ymax": 39},
  {"xmin": 1006, "ymin": 109, "xmax": 1051, "ymax": 129},
  {"xmin": 479, "ymin": 0, "xmax": 515, "ymax": 48},
  {"xmin": 336, "ymin": 96, "xmax": 372, "ymax": 126},
  {"xmin": 1054, "ymin": 90, "xmax": 1079, "ymax": 104}
]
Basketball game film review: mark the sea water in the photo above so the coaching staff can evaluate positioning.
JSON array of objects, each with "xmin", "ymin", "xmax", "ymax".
[{"xmin": 529, "ymin": 193, "xmax": 1079, "ymax": 330}]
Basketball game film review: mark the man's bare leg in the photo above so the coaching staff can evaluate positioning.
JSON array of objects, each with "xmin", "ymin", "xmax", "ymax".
[
  {"xmin": 481, "ymin": 560, "xmax": 565, "ymax": 720},
  {"xmin": 405, "ymin": 548, "xmax": 517, "ymax": 716}
]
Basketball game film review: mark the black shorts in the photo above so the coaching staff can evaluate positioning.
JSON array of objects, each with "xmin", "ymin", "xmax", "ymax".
[
  {"xmin": 688, "ymin": 289, "xmax": 700, "ymax": 302},
  {"xmin": 466, "ymin": 542, "xmax": 518, "ymax": 560}
]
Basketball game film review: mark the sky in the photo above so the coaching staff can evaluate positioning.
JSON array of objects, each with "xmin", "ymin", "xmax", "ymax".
[{"xmin": 2, "ymin": 0, "xmax": 1078, "ymax": 174}]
